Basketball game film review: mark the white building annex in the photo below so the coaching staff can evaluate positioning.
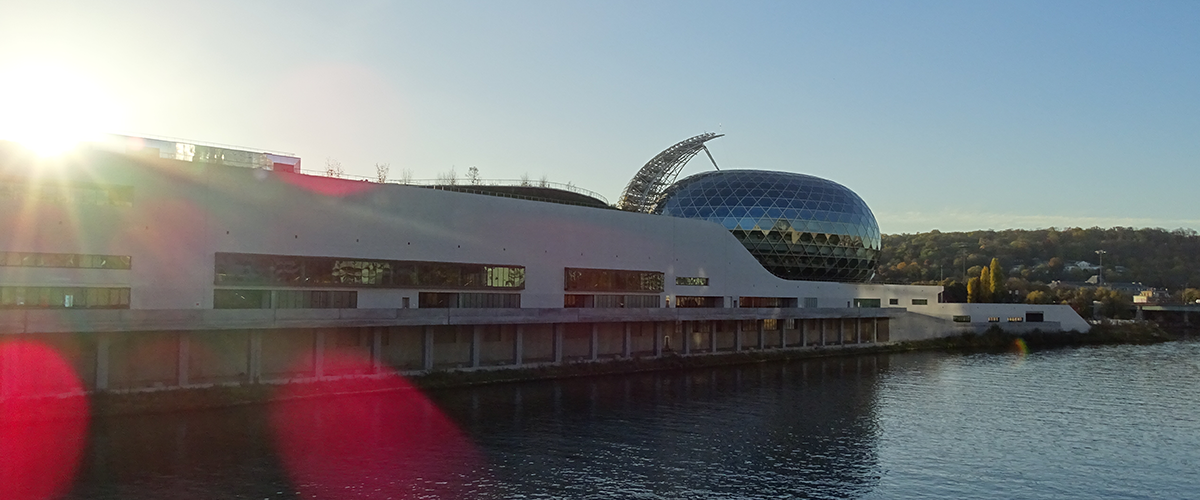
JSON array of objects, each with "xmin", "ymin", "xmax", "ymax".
[{"xmin": 0, "ymin": 135, "xmax": 1088, "ymax": 396}]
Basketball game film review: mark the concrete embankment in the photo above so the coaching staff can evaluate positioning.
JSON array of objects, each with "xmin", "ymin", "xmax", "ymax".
[{"xmin": 1, "ymin": 322, "xmax": 1183, "ymax": 420}]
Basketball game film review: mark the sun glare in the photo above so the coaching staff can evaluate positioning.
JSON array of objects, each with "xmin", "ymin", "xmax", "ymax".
[{"xmin": 0, "ymin": 62, "xmax": 124, "ymax": 156}]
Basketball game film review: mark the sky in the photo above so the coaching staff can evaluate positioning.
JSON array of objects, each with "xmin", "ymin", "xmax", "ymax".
[{"xmin": 1, "ymin": 1, "xmax": 1197, "ymax": 234}]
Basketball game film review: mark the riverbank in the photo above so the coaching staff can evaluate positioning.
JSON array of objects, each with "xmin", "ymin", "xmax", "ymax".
[{"xmin": 2, "ymin": 322, "xmax": 1184, "ymax": 420}]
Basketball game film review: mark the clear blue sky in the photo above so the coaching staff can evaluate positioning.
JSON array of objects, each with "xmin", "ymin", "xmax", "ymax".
[{"xmin": 2, "ymin": 1, "xmax": 1197, "ymax": 234}]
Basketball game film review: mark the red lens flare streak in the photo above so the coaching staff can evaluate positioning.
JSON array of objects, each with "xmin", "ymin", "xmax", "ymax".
[
  {"xmin": 269, "ymin": 351, "xmax": 484, "ymax": 499},
  {"xmin": 0, "ymin": 341, "xmax": 90, "ymax": 500}
]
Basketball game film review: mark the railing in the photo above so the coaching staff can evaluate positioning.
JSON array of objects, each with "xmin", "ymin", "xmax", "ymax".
[{"xmin": 294, "ymin": 168, "xmax": 610, "ymax": 205}]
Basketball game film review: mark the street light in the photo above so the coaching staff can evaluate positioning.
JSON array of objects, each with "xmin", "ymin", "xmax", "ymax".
[{"xmin": 1095, "ymin": 249, "xmax": 1107, "ymax": 286}]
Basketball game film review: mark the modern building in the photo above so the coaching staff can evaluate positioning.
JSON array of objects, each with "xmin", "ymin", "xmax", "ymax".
[{"xmin": 0, "ymin": 134, "xmax": 1088, "ymax": 397}]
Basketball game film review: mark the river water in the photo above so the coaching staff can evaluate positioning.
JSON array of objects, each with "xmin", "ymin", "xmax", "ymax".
[{"xmin": 57, "ymin": 341, "xmax": 1200, "ymax": 499}]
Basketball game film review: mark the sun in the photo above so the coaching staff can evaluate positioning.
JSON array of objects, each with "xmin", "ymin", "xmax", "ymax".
[{"xmin": 0, "ymin": 61, "xmax": 124, "ymax": 156}]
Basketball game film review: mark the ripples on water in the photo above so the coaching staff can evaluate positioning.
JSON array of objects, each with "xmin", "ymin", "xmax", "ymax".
[{"xmin": 61, "ymin": 341, "xmax": 1200, "ymax": 499}]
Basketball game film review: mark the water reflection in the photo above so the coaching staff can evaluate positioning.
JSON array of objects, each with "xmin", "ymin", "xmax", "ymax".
[{"xmin": 63, "ymin": 355, "xmax": 890, "ymax": 499}]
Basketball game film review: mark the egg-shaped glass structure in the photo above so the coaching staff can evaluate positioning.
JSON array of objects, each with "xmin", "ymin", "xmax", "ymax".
[{"xmin": 654, "ymin": 170, "xmax": 880, "ymax": 282}]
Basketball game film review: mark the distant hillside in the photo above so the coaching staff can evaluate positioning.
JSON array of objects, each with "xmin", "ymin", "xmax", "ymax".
[{"xmin": 877, "ymin": 227, "xmax": 1200, "ymax": 289}]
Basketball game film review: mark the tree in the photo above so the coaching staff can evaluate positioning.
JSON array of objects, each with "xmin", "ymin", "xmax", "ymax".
[
  {"xmin": 942, "ymin": 281, "xmax": 967, "ymax": 303},
  {"xmin": 989, "ymin": 258, "xmax": 1006, "ymax": 303},
  {"xmin": 325, "ymin": 158, "xmax": 344, "ymax": 178},
  {"xmin": 375, "ymin": 162, "xmax": 390, "ymax": 183},
  {"xmin": 967, "ymin": 277, "xmax": 982, "ymax": 303},
  {"xmin": 1025, "ymin": 290, "xmax": 1053, "ymax": 304},
  {"xmin": 399, "ymin": 168, "xmax": 414, "ymax": 185},
  {"xmin": 520, "ymin": 173, "xmax": 531, "ymax": 186},
  {"xmin": 437, "ymin": 167, "xmax": 458, "ymax": 185},
  {"xmin": 466, "ymin": 166, "xmax": 481, "ymax": 185},
  {"xmin": 979, "ymin": 266, "xmax": 992, "ymax": 303}
]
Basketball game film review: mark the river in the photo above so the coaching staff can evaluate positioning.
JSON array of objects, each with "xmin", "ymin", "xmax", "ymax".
[{"xmin": 53, "ymin": 341, "xmax": 1200, "ymax": 499}]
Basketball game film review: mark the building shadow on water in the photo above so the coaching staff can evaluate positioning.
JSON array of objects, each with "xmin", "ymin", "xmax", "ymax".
[{"xmin": 61, "ymin": 355, "xmax": 889, "ymax": 499}]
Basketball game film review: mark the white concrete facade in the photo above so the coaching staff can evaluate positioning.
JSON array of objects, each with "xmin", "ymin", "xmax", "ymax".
[{"xmin": 0, "ymin": 142, "xmax": 1086, "ymax": 338}]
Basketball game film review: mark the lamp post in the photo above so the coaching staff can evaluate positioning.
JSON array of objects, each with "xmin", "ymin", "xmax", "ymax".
[{"xmin": 1095, "ymin": 249, "xmax": 1107, "ymax": 286}]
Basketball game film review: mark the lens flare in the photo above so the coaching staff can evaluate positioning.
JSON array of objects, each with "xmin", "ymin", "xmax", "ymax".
[
  {"xmin": 0, "ymin": 61, "xmax": 125, "ymax": 156},
  {"xmin": 269, "ymin": 352, "xmax": 485, "ymax": 499},
  {"xmin": 1013, "ymin": 338, "xmax": 1028, "ymax": 356},
  {"xmin": 0, "ymin": 341, "xmax": 90, "ymax": 500}
]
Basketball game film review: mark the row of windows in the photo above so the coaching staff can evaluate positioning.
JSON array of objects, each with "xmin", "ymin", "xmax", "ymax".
[
  {"xmin": 418, "ymin": 292, "xmax": 521, "ymax": 309},
  {"xmin": 740, "ymin": 297, "xmax": 800, "ymax": 308},
  {"xmin": 676, "ymin": 296, "xmax": 723, "ymax": 308},
  {"xmin": 213, "ymin": 289, "xmax": 358, "ymax": 309},
  {"xmin": 215, "ymin": 253, "xmax": 525, "ymax": 290},
  {"xmin": 953, "ymin": 313, "xmax": 1045, "ymax": 323},
  {"xmin": 565, "ymin": 268, "xmax": 664, "ymax": 293},
  {"xmin": 0, "ymin": 286, "xmax": 130, "ymax": 309},
  {"xmin": 1, "ymin": 252, "xmax": 131, "ymax": 270},
  {"xmin": 564, "ymin": 294, "xmax": 662, "ymax": 308},
  {"xmin": 885, "ymin": 298, "xmax": 929, "ymax": 306},
  {"xmin": 0, "ymin": 179, "xmax": 133, "ymax": 207},
  {"xmin": 675, "ymin": 277, "xmax": 709, "ymax": 286}
]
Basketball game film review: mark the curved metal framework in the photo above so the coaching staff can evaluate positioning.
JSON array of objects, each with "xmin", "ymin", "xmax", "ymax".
[{"xmin": 616, "ymin": 132, "xmax": 723, "ymax": 212}]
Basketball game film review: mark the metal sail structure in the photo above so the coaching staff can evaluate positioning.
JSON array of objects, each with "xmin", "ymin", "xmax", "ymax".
[{"xmin": 616, "ymin": 132, "xmax": 723, "ymax": 213}]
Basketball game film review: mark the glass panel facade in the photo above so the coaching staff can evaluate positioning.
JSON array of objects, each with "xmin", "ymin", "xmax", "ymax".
[
  {"xmin": 676, "ymin": 296, "xmax": 722, "ymax": 308},
  {"xmin": 654, "ymin": 170, "xmax": 880, "ymax": 282},
  {"xmin": 0, "ymin": 286, "xmax": 130, "ymax": 309},
  {"xmin": 675, "ymin": 277, "xmax": 709, "ymax": 286},
  {"xmin": 564, "ymin": 268, "xmax": 664, "ymax": 293},
  {"xmin": 1, "ymin": 252, "xmax": 131, "ymax": 270},
  {"xmin": 215, "ymin": 253, "xmax": 524, "ymax": 290}
]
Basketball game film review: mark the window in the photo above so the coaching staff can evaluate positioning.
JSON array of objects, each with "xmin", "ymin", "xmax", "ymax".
[
  {"xmin": 419, "ymin": 292, "xmax": 520, "ymax": 309},
  {"xmin": 1, "ymin": 252, "xmax": 131, "ymax": 270},
  {"xmin": 1026, "ymin": 312, "xmax": 1044, "ymax": 323},
  {"xmin": 1007, "ymin": 317, "xmax": 1024, "ymax": 322},
  {"xmin": 889, "ymin": 298, "xmax": 899, "ymax": 305},
  {"xmin": 988, "ymin": 317, "xmax": 1000, "ymax": 323},
  {"xmin": 213, "ymin": 289, "xmax": 357, "ymax": 309},
  {"xmin": 853, "ymin": 299, "xmax": 881, "ymax": 308},
  {"xmin": 953, "ymin": 315, "xmax": 971, "ymax": 323},
  {"xmin": 215, "ymin": 253, "xmax": 524, "ymax": 290},
  {"xmin": 676, "ymin": 296, "xmax": 723, "ymax": 308},
  {"xmin": 0, "ymin": 286, "xmax": 130, "ymax": 309},
  {"xmin": 911, "ymin": 298, "xmax": 928, "ymax": 305},
  {"xmin": 803, "ymin": 297, "xmax": 819, "ymax": 308},
  {"xmin": 565, "ymin": 268, "xmax": 664, "ymax": 293},
  {"xmin": 740, "ymin": 297, "xmax": 798, "ymax": 308},
  {"xmin": 0, "ymin": 179, "xmax": 133, "ymax": 207},
  {"xmin": 675, "ymin": 277, "xmax": 709, "ymax": 286}
]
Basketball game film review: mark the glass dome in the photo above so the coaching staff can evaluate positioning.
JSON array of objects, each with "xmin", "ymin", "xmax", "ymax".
[{"xmin": 654, "ymin": 170, "xmax": 880, "ymax": 282}]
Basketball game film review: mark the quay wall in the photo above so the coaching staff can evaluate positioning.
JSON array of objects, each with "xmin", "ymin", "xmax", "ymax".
[{"xmin": 0, "ymin": 306, "xmax": 1077, "ymax": 401}]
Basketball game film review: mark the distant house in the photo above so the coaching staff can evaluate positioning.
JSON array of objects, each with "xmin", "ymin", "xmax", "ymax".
[{"xmin": 1066, "ymin": 261, "xmax": 1100, "ymax": 272}]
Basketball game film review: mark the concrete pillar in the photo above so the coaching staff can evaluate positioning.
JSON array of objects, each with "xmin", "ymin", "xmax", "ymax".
[
  {"xmin": 838, "ymin": 320, "xmax": 845, "ymax": 346},
  {"xmin": 471, "ymin": 325, "xmax": 482, "ymax": 368},
  {"xmin": 249, "ymin": 330, "xmax": 263, "ymax": 383},
  {"xmin": 680, "ymin": 321, "xmax": 689, "ymax": 355},
  {"xmin": 314, "ymin": 329, "xmax": 326, "ymax": 378},
  {"xmin": 757, "ymin": 320, "xmax": 765, "ymax": 350},
  {"xmin": 514, "ymin": 325, "xmax": 525, "ymax": 366},
  {"xmin": 856, "ymin": 319, "xmax": 862, "ymax": 344},
  {"xmin": 372, "ymin": 328, "xmax": 383, "ymax": 373},
  {"xmin": 654, "ymin": 322, "xmax": 663, "ymax": 357},
  {"xmin": 177, "ymin": 333, "xmax": 190, "ymax": 387},
  {"xmin": 820, "ymin": 320, "xmax": 826, "ymax": 346},
  {"xmin": 781, "ymin": 320, "xmax": 788, "ymax": 348},
  {"xmin": 423, "ymin": 326, "xmax": 434, "ymax": 371},
  {"xmin": 623, "ymin": 323, "xmax": 632, "ymax": 358},
  {"xmin": 734, "ymin": 321, "xmax": 743, "ymax": 352},
  {"xmin": 709, "ymin": 321, "xmax": 717, "ymax": 353},
  {"xmin": 873, "ymin": 318, "xmax": 879, "ymax": 343},
  {"xmin": 801, "ymin": 319, "xmax": 807, "ymax": 347},
  {"xmin": 590, "ymin": 323, "xmax": 599, "ymax": 361},
  {"xmin": 95, "ymin": 334, "xmax": 111, "ymax": 391},
  {"xmin": 553, "ymin": 324, "xmax": 563, "ymax": 363}
]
